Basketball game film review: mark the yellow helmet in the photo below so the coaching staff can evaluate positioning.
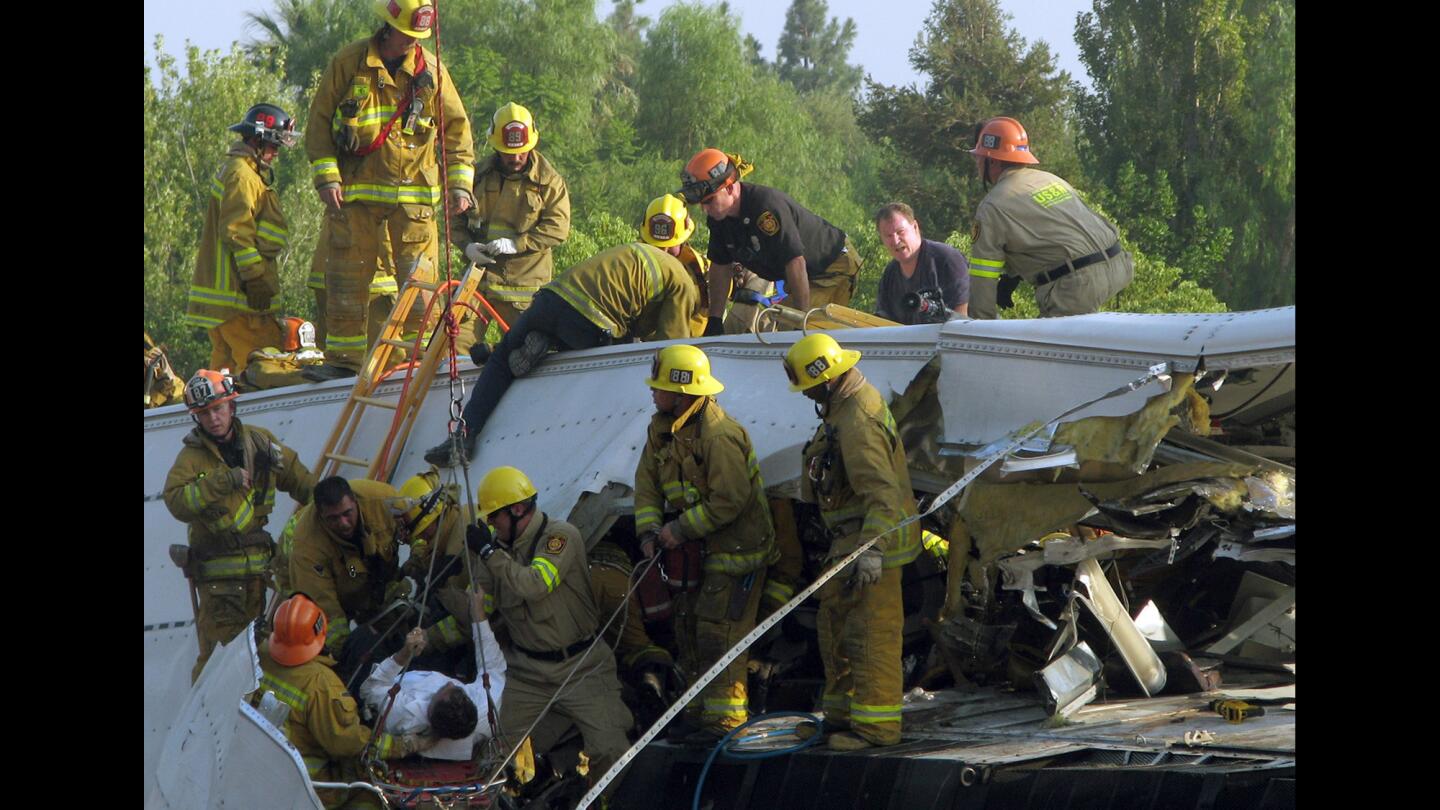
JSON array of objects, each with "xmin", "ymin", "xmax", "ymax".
[
  {"xmin": 374, "ymin": 0, "xmax": 435, "ymax": 39},
  {"xmin": 783, "ymin": 333, "xmax": 861, "ymax": 392},
  {"xmin": 399, "ymin": 470, "xmax": 446, "ymax": 537},
  {"xmin": 478, "ymin": 466, "xmax": 538, "ymax": 517},
  {"xmin": 639, "ymin": 194, "xmax": 695, "ymax": 249},
  {"xmin": 488, "ymin": 102, "xmax": 539, "ymax": 154},
  {"xmin": 647, "ymin": 345, "xmax": 724, "ymax": 396}
]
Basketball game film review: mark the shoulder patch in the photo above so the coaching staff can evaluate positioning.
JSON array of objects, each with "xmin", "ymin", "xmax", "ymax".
[
  {"xmin": 971, "ymin": 221, "xmax": 981, "ymax": 242},
  {"xmin": 757, "ymin": 210, "xmax": 780, "ymax": 236},
  {"xmin": 545, "ymin": 535, "xmax": 568, "ymax": 554}
]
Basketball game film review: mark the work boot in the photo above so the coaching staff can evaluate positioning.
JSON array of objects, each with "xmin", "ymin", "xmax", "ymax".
[
  {"xmin": 664, "ymin": 717, "xmax": 702, "ymax": 742},
  {"xmin": 827, "ymin": 732, "xmax": 875, "ymax": 752},
  {"xmin": 423, "ymin": 434, "xmax": 475, "ymax": 468},
  {"xmin": 680, "ymin": 726, "xmax": 728, "ymax": 748},
  {"xmin": 507, "ymin": 331, "xmax": 554, "ymax": 377},
  {"xmin": 301, "ymin": 364, "xmax": 358, "ymax": 382},
  {"xmin": 469, "ymin": 342, "xmax": 492, "ymax": 366},
  {"xmin": 792, "ymin": 721, "xmax": 823, "ymax": 741}
]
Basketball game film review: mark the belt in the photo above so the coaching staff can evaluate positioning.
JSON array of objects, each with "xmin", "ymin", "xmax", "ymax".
[
  {"xmin": 1031, "ymin": 242, "xmax": 1121, "ymax": 287},
  {"xmin": 514, "ymin": 635, "xmax": 596, "ymax": 663}
]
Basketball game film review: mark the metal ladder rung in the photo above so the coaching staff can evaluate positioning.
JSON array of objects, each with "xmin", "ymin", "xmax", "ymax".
[
  {"xmin": 355, "ymin": 396, "xmax": 399, "ymax": 410},
  {"xmin": 324, "ymin": 452, "xmax": 371, "ymax": 468},
  {"xmin": 378, "ymin": 337, "xmax": 413, "ymax": 350},
  {"xmin": 407, "ymin": 279, "xmax": 442, "ymax": 292}
]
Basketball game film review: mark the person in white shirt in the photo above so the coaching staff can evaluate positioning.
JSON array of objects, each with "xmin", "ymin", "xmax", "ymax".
[{"xmin": 360, "ymin": 591, "xmax": 508, "ymax": 760}]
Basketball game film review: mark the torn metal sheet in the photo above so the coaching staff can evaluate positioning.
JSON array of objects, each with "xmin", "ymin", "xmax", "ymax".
[
  {"xmin": 1135, "ymin": 601, "xmax": 1185, "ymax": 653},
  {"xmin": 1035, "ymin": 641, "xmax": 1103, "ymax": 718},
  {"xmin": 996, "ymin": 534, "xmax": 1172, "ymax": 630},
  {"xmin": 1075, "ymin": 558, "xmax": 1167, "ymax": 696},
  {"xmin": 1214, "ymin": 540, "xmax": 1295, "ymax": 565},
  {"xmin": 1243, "ymin": 474, "xmax": 1296, "ymax": 519}
]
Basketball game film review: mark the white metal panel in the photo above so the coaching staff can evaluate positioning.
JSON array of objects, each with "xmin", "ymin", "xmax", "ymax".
[
  {"xmin": 452, "ymin": 329, "xmax": 939, "ymax": 517},
  {"xmin": 935, "ymin": 308, "xmax": 1296, "ymax": 447},
  {"xmin": 146, "ymin": 627, "xmax": 322, "ymax": 809}
]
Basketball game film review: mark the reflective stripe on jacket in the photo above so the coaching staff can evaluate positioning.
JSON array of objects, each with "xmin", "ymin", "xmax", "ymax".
[
  {"xmin": 163, "ymin": 422, "xmax": 316, "ymax": 580},
  {"xmin": 454, "ymin": 151, "xmax": 571, "ymax": 299},
  {"xmin": 305, "ymin": 38, "xmax": 473, "ymax": 205},
  {"xmin": 186, "ymin": 144, "xmax": 289, "ymax": 328},
  {"xmin": 545, "ymin": 242, "xmax": 700, "ymax": 340},
  {"xmin": 800, "ymin": 372, "xmax": 920, "ymax": 568},
  {"xmin": 634, "ymin": 400, "xmax": 777, "ymax": 576}
]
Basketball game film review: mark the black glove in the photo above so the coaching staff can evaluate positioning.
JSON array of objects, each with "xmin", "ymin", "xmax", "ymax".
[
  {"xmin": 466, "ymin": 522, "xmax": 498, "ymax": 560},
  {"xmin": 703, "ymin": 316, "xmax": 725, "ymax": 337},
  {"xmin": 997, "ymin": 275, "xmax": 1020, "ymax": 310},
  {"xmin": 469, "ymin": 342, "xmax": 492, "ymax": 366}
]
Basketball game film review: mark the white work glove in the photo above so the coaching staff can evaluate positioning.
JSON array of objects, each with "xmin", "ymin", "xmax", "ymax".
[
  {"xmin": 847, "ymin": 549, "xmax": 883, "ymax": 591},
  {"xmin": 465, "ymin": 242, "xmax": 493, "ymax": 264},
  {"xmin": 483, "ymin": 238, "xmax": 517, "ymax": 255}
]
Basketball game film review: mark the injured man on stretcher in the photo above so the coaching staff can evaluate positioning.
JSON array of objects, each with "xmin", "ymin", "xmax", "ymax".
[{"xmin": 360, "ymin": 591, "xmax": 508, "ymax": 760}]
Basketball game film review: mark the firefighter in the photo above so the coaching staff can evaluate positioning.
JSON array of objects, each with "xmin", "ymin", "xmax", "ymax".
[
  {"xmin": 784, "ymin": 334, "xmax": 920, "ymax": 750},
  {"xmin": 145, "ymin": 333, "xmax": 186, "ymax": 409},
  {"xmin": 255, "ymin": 593, "xmax": 435, "ymax": 809},
  {"xmin": 454, "ymin": 102, "xmax": 571, "ymax": 358},
  {"xmin": 287, "ymin": 476, "xmax": 412, "ymax": 683},
  {"xmin": 679, "ymin": 148, "xmax": 860, "ymax": 334},
  {"xmin": 422, "ymin": 197, "xmax": 704, "ymax": 467},
  {"xmin": 588, "ymin": 539, "xmax": 677, "ymax": 716},
  {"xmin": 184, "ymin": 103, "xmax": 299, "ymax": 376},
  {"xmin": 634, "ymin": 345, "xmax": 777, "ymax": 743},
  {"xmin": 967, "ymin": 116, "xmax": 1134, "ymax": 319},
  {"xmin": 392, "ymin": 470, "xmax": 480, "ymax": 654},
  {"xmin": 464, "ymin": 466, "xmax": 634, "ymax": 785},
  {"xmin": 303, "ymin": 0, "xmax": 474, "ymax": 381},
  {"xmin": 163, "ymin": 369, "xmax": 317, "ymax": 681}
]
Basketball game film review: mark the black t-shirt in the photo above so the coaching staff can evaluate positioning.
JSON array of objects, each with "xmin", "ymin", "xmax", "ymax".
[
  {"xmin": 705, "ymin": 183, "xmax": 847, "ymax": 282},
  {"xmin": 875, "ymin": 239, "xmax": 970, "ymax": 324}
]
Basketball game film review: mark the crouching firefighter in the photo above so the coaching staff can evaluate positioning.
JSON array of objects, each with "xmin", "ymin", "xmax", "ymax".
[
  {"xmin": 287, "ymin": 476, "xmax": 419, "ymax": 688},
  {"xmin": 464, "ymin": 466, "xmax": 635, "ymax": 792},
  {"xmin": 785, "ymin": 334, "xmax": 920, "ymax": 751},
  {"xmin": 254, "ymin": 593, "xmax": 437, "ymax": 809},
  {"xmin": 634, "ymin": 345, "xmax": 777, "ymax": 744},
  {"xmin": 164, "ymin": 369, "xmax": 317, "ymax": 682}
]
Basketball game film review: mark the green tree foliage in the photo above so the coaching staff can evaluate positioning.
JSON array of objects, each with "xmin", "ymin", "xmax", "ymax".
[
  {"xmin": 1074, "ymin": 0, "xmax": 1295, "ymax": 308},
  {"xmin": 859, "ymin": 0, "xmax": 1081, "ymax": 243},
  {"xmin": 775, "ymin": 0, "xmax": 864, "ymax": 95},
  {"xmin": 147, "ymin": 0, "xmax": 1238, "ymax": 381},
  {"xmin": 243, "ymin": 0, "xmax": 373, "ymax": 89}
]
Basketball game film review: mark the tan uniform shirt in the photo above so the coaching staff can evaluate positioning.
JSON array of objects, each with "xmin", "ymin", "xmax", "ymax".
[{"xmin": 472, "ymin": 512, "xmax": 595, "ymax": 679}]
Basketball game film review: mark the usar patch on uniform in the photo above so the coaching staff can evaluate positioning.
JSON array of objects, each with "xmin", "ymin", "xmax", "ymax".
[
  {"xmin": 545, "ymin": 535, "xmax": 567, "ymax": 554},
  {"xmin": 757, "ymin": 210, "xmax": 780, "ymax": 236}
]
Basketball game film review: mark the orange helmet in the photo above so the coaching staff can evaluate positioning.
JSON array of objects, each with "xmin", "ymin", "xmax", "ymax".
[
  {"xmin": 679, "ymin": 148, "xmax": 738, "ymax": 204},
  {"xmin": 184, "ymin": 369, "xmax": 238, "ymax": 412},
  {"xmin": 269, "ymin": 593, "xmax": 328, "ymax": 666},
  {"xmin": 970, "ymin": 117, "xmax": 1039, "ymax": 165},
  {"xmin": 282, "ymin": 317, "xmax": 318, "ymax": 352}
]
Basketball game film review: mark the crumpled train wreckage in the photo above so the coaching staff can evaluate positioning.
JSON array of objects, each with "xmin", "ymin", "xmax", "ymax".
[{"xmin": 145, "ymin": 308, "xmax": 1294, "ymax": 809}]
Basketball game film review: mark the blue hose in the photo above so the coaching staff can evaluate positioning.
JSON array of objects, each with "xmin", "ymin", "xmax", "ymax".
[{"xmin": 692, "ymin": 711, "xmax": 822, "ymax": 810}]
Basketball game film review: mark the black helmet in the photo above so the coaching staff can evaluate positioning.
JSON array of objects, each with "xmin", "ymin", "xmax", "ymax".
[{"xmin": 229, "ymin": 103, "xmax": 300, "ymax": 148}]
